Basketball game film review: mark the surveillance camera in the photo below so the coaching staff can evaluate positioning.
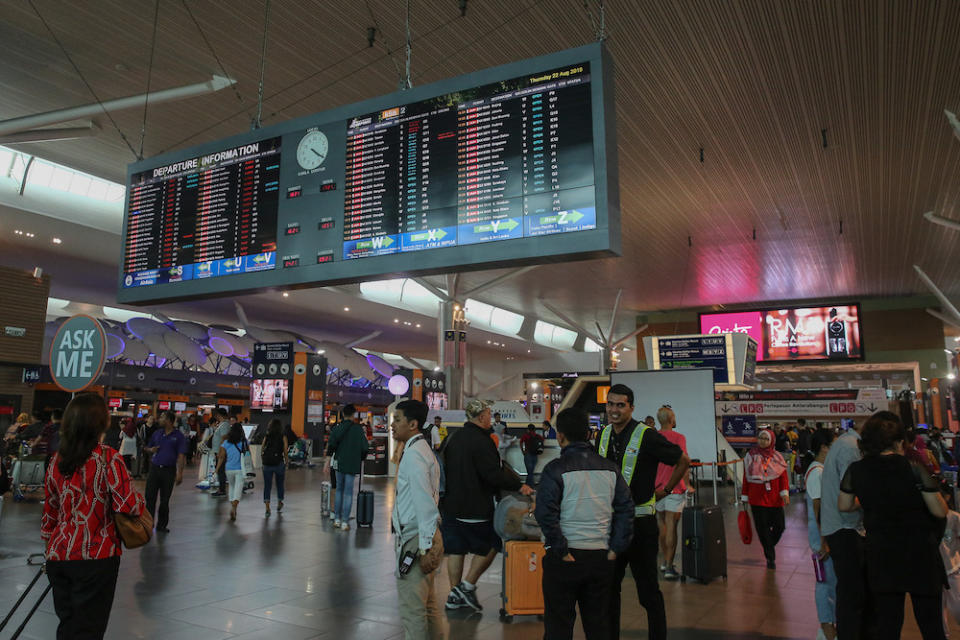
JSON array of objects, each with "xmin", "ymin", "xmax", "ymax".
[{"xmin": 33, "ymin": 267, "xmax": 43, "ymax": 279}]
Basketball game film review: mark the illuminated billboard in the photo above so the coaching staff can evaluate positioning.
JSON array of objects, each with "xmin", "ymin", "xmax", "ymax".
[{"xmin": 699, "ymin": 304, "xmax": 863, "ymax": 363}]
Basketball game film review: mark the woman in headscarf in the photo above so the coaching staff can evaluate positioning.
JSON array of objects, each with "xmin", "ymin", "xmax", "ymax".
[
  {"xmin": 906, "ymin": 428, "xmax": 940, "ymax": 475},
  {"xmin": 118, "ymin": 418, "xmax": 139, "ymax": 474},
  {"xmin": 741, "ymin": 428, "xmax": 791, "ymax": 569}
]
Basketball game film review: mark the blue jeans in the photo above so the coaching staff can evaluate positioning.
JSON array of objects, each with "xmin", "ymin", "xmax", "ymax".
[
  {"xmin": 524, "ymin": 454, "xmax": 538, "ymax": 483},
  {"xmin": 815, "ymin": 555, "xmax": 837, "ymax": 624},
  {"xmin": 262, "ymin": 464, "xmax": 285, "ymax": 503},
  {"xmin": 334, "ymin": 472, "xmax": 357, "ymax": 521}
]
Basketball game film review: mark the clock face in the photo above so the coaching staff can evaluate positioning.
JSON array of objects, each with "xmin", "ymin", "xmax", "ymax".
[{"xmin": 296, "ymin": 130, "xmax": 328, "ymax": 170}]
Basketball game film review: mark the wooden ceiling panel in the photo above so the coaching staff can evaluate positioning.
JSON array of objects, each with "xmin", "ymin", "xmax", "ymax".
[{"xmin": 1, "ymin": 0, "xmax": 960, "ymax": 334}]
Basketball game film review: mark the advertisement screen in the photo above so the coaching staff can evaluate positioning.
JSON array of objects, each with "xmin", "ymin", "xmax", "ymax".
[
  {"xmin": 250, "ymin": 379, "xmax": 290, "ymax": 411},
  {"xmin": 762, "ymin": 305, "xmax": 862, "ymax": 361},
  {"xmin": 699, "ymin": 311, "xmax": 763, "ymax": 356},
  {"xmin": 700, "ymin": 304, "xmax": 862, "ymax": 362}
]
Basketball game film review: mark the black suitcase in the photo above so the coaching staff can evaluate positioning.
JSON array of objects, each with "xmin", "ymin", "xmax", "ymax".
[
  {"xmin": 681, "ymin": 505, "xmax": 726, "ymax": 584},
  {"xmin": 357, "ymin": 490, "xmax": 374, "ymax": 527}
]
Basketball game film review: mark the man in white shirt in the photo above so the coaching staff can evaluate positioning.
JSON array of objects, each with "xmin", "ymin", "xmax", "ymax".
[{"xmin": 391, "ymin": 399, "xmax": 447, "ymax": 640}]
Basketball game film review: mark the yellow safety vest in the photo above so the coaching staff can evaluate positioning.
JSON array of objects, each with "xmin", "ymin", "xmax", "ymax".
[{"xmin": 599, "ymin": 423, "xmax": 655, "ymax": 516}]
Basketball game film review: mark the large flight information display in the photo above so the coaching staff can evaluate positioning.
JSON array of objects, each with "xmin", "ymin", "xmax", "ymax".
[
  {"xmin": 118, "ymin": 43, "xmax": 618, "ymax": 304},
  {"xmin": 342, "ymin": 64, "xmax": 593, "ymax": 259},
  {"xmin": 122, "ymin": 138, "xmax": 281, "ymax": 288}
]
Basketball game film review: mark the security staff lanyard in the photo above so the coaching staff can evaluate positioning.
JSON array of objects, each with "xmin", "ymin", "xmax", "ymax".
[{"xmin": 599, "ymin": 422, "xmax": 654, "ymax": 516}]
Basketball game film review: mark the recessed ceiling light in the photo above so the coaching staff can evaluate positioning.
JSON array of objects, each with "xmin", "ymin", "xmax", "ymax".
[
  {"xmin": 317, "ymin": 349, "xmax": 325, "ymax": 354},
  {"xmin": 433, "ymin": 366, "xmax": 441, "ymax": 371},
  {"xmin": 415, "ymin": 324, "xmax": 421, "ymax": 328},
  {"xmin": 282, "ymin": 292, "xmax": 289, "ymax": 297},
  {"xmin": 486, "ymin": 340, "xmax": 491, "ymax": 344},
  {"xmin": 394, "ymin": 318, "xmax": 399, "ymax": 323},
  {"xmin": 527, "ymin": 349, "xmax": 531, "ymax": 353},
  {"xmin": 343, "ymin": 307, "xmax": 350, "ymax": 312},
  {"xmin": 52, "ymin": 237, "xmax": 62, "ymax": 244},
  {"xmin": 26, "ymin": 232, "xmax": 34, "ymax": 238},
  {"xmin": 14, "ymin": 230, "xmax": 22, "ymax": 235}
]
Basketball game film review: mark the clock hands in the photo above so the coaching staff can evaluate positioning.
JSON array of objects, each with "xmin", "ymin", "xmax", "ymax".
[{"xmin": 311, "ymin": 148, "xmax": 324, "ymax": 158}]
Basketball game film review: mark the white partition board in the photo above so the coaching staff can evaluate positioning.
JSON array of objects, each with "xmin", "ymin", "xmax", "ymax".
[{"xmin": 609, "ymin": 369, "xmax": 718, "ymax": 478}]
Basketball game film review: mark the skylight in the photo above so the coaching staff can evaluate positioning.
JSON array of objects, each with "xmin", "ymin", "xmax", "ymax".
[{"xmin": 2, "ymin": 145, "xmax": 125, "ymax": 203}]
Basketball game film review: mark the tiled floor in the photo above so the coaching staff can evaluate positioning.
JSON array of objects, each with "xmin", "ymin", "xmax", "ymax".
[{"xmin": 0, "ymin": 465, "xmax": 953, "ymax": 639}]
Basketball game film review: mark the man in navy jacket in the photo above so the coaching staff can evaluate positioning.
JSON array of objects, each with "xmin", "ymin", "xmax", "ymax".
[{"xmin": 536, "ymin": 408, "xmax": 634, "ymax": 640}]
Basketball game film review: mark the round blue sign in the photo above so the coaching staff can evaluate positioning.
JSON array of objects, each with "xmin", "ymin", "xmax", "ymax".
[{"xmin": 49, "ymin": 315, "xmax": 107, "ymax": 392}]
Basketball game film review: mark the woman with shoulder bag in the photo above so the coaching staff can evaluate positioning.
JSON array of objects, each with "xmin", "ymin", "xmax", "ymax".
[
  {"xmin": 261, "ymin": 419, "xmax": 289, "ymax": 516},
  {"xmin": 741, "ymin": 428, "xmax": 791, "ymax": 569},
  {"xmin": 216, "ymin": 423, "xmax": 248, "ymax": 521},
  {"xmin": 41, "ymin": 393, "xmax": 146, "ymax": 640}
]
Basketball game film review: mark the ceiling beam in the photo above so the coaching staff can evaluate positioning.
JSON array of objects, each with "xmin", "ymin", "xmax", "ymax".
[
  {"xmin": 411, "ymin": 277, "xmax": 451, "ymax": 302},
  {"xmin": 0, "ymin": 122, "xmax": 99, "ymax": 144},
  {"xmin": 914, "ymin": 265, "xmax": 960, "ymax": 325},
  {"xmin": 0, "ymin": 75, "xmax": 236, "ymax": 136},
  {"xmin": 923, "ymin": 211, "xmax": 960, "ymax": 232},
  {"xmin": 461, "ymin": 265, "xmax": 539, "ymax": 299}
]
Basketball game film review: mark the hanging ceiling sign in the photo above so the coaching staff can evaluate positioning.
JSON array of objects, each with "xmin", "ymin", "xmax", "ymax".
[
  {"xmin": 117, "ymin": 42, "xmax": 619, "ymax": 304},
  {"xmin": 49, "ymin": 315, "xmax": 107, "ymax": 392}
]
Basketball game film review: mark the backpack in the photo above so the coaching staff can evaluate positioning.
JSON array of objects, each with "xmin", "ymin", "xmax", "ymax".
[
  {"xmin": 261, "ymin": 433, "xmax": 284, "ymax": 466},
  {"xmin": 534, "ymin": 436, "xmax": 545, "ymax": 455}
]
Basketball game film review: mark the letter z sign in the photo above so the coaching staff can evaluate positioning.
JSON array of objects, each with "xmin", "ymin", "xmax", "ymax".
[{"xmin": 49, "ymin": 315, "xmax": 107, "ymax": 392}]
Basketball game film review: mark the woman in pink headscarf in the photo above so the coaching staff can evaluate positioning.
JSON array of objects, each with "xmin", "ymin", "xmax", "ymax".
[{"xmin": 741, "ymin": 429, "xmax": 791, "ymax": 569}]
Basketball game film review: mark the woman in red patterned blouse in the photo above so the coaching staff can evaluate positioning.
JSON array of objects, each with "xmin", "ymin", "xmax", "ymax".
[{"xmin": 41, "ymin": 393, "xmax": 145, "ymax": 640}]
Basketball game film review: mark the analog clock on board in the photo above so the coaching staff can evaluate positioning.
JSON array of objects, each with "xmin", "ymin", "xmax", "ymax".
[{"xmin": 296, "ymin": 130, "xmax": 328, "ymax": 170}]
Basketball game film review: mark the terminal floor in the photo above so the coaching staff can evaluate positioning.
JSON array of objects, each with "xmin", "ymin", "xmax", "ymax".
[{"xmin": 0, "ymin": 466, "xmax": 954, "ymax": 640}]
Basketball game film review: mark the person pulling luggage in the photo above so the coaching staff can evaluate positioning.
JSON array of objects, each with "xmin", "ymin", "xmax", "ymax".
[
  {"xmin": 597, "ymin": 384, "xmax": 689, "ymax": 640},
  {"xmin": 536, "ymin": 408, "xmax": 633, "ymax": 640},
  {"xmin": 324, "ymin": 405, "xmax": 369, "ymax": 531}
]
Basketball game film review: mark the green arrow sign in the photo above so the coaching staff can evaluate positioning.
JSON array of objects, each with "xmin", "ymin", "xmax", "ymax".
[
  {"xmin": 410, "ymin": 228, "xmax": 448, "ymax": 242},
  {"xmin": 473, "ymin": 219, "xmax": 519, "ymax": 233},
  {"xmin": 357, "ymin": 236, "xmax": 395, "ymax": 249},
  {"xmin": 539, "ymin": 210, "xmax": 585, "ymax": 225}
]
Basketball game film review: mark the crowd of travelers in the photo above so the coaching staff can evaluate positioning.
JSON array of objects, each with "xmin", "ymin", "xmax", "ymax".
[{"xmin": 4, "ymin": 389, "xmax": 960, "ymax": 640}]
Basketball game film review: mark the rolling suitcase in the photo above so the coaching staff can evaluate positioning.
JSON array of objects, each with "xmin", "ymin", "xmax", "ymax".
[
  {"xmin": 356, "ymin": 463, "xmax": 374, "ymax": 527},
  {"xmin": 681, "ymin": 505, "xmax": 727, "ymax": 584},
  {"xmin": 499, "ymin": 540, "xmax": 545, "ymax": 621},
  {"xmin": 0, "ymin": 553, "xmax": 51, "ymax": 639},
  {"xmin": 320, "ymin": 480, "xmax": 332, "ymax": 517}
]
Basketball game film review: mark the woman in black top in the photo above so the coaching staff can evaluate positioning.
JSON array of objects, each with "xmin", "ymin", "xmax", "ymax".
[
  {"xmin": 838, "ymin": 411, "xmax": 948, "ymax": 640},
  {"xmin": 261, "ymin": 419, "xmax": 288, "ymax": 516}
]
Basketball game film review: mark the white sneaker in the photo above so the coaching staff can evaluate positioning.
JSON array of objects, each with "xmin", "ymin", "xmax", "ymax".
[
  {"xmin": 815, "ymin": 629, "xmax": 828, "ymax": 640},
  {"xmin": 340, "ymin": 522, "xmax": 350, "ymax": 531},
  {"xmin": 333, "ymin": 519, "xmax": 341, "ymax": 528}
]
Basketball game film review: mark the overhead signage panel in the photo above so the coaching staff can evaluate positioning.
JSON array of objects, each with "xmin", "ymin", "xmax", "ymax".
[
  {"xmin": 654, "ymin": 335, "xmax": 732, "ymax": 384},
  {"xmin": 118, "ymin": 43, "xmax": 619, "ymax": 304}
]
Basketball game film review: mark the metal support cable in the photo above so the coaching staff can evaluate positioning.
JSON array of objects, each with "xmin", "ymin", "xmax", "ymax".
[
  {"xmin": 26, "ymin": 0, "xmax": 139, "ymax": 158},
  {"xmin": 138, "ymin": 0, "xmax": 161, "ymax": 159},
  {"xmin": 403, "ymin": 0, "xmax": 413, "ymax": 89},
  {"xmin": 252, "ymin": 0, "xmax": 272, "ymax": 129},
  {"xmin": 181, "ymin": 0, "xmax": 247, "ymax": 108}
]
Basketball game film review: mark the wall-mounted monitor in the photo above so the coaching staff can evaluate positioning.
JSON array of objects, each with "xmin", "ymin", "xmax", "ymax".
[
  {"xmin": 250, "ymin": 378, "xmax": 289, "ymax": 411},
  {"xmin": 118, "ymin": 42, "xmax": 619, "ymax": 304},
  {"xmin": 699, "ymin": 303, "xmax": 863, "ymax": 363}
]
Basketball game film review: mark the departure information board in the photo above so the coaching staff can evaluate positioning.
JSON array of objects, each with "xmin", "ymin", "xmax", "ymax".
[
  {"xmin": 341, "ymin": 64, "xmax": 593, "ymax": 259},
  {"xmin": 122, "ymin": 138, "xmax": 281, "ymax": 287},
  {"xmin": 118, "ymin": 43, "xmax": 618, "ymax": 304}
]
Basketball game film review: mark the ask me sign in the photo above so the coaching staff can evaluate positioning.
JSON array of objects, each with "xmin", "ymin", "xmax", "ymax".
[{"xmin": 49, "ymin": 315, "xmax": 107, "ymax": 392}]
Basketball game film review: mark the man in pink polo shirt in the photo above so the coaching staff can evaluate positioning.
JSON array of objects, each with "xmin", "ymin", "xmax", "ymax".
[{"xmin": 653, "ymin": 406, "xmax": 691, "ymax": 580}]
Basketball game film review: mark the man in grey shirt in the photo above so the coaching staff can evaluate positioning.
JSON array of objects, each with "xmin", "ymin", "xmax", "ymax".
[{"xmin": 821, "ymin": 421, "xmax": 870, "ymax": 640}]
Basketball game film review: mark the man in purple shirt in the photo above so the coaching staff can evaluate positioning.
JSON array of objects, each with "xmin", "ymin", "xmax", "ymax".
[{"xmin": 144, "ymin": 410, "xmax": 188, "ymax": 533}]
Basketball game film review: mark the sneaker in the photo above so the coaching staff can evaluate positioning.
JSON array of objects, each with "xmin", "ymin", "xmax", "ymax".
[
  {"xmin": 659, "ymin": 564, "xmax": 668, "ymax": 572},
  {"xmin": 340, "ymin": 522, "xmax": 350, "ymax": 531},
  {"xmin": 445, "ymin": 590, "xmax": 468, "ymax": 610},
  {"xmin": 663, "ymin": 567, "xmax": 680, "ymax": 580},
  {"xmin": 454, "ymin": 583, "xmax": 482, "ymax": 612},
  {"xmin": 333, "ymin": 519, "xmax": 341, "ymax": 528}
]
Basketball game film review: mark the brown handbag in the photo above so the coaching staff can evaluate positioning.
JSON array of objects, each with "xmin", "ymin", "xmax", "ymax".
[
  {"xmin": 100, "ymin": 449, "xmax": 153, "ymax": 548},
  {"xmin": 113, "ymin": 509, "xmax": 153, "ymax": 548}
]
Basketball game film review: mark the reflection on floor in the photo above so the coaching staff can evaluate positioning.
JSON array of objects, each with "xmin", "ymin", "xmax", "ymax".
[{"xmin": 0, "ymin": 465, "xmax": 953, "ymax": 639}]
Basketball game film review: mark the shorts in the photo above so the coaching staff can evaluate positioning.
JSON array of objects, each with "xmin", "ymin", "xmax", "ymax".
[
  {"xmin": 441, "ymin": 518, "xmax": 502, "ymax": 556},
  {"xmin": 654, "ymin": 493, "xmax": 686, "ymax": 513}
]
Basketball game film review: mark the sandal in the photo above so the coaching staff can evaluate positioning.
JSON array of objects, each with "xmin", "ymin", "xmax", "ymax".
[
  {"xmin": 277, "ymin": 501, "xmax": 283, "ymax": 512},
  {"xmin": 265, "ymin": 503, "xmax": 271, "ymax": 517}
]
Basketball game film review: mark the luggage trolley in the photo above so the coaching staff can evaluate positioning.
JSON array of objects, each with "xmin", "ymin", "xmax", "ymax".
[{"xmin": 0, "ymin": 553, "xmax": 52, "ymax": 639}]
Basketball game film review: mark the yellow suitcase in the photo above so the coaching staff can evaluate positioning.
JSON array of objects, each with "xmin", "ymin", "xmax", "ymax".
[{"xmin": 499, "ymin": 540, "xmax": 545, "ymax": 621}]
